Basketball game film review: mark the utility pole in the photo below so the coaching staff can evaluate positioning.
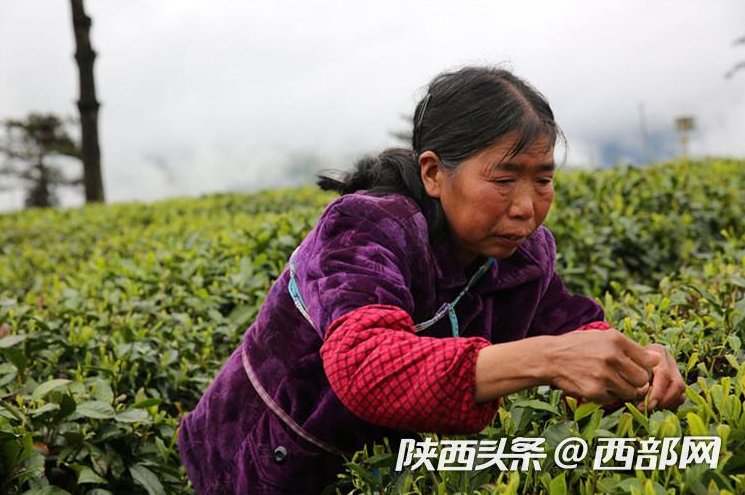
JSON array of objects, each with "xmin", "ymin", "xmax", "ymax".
[
  {"xmin": 674, "ymin": 116, "xmax": 695, "ymax": 160},
  {"xmin": 638, "ymin": 102, "xmax": 650, "ymax": 165}
]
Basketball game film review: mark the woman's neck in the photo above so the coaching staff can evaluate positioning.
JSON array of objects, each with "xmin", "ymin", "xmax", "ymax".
[{"xmin": 453, "ymin": 246, "xmax": 487, "ymax": 277}]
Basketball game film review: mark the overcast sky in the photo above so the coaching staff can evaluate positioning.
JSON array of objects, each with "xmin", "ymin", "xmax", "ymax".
[{"xmin": 1, "ymin": 0, "xmax": 744, "ymax": 211}]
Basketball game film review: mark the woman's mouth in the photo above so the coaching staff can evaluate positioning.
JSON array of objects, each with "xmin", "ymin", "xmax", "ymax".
[{"xmin": 494, "ymin": 234, "xmax": 527, "ymax": 248}]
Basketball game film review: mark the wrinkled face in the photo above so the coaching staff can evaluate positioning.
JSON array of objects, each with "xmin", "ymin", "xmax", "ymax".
[{"xmin": 420, "ymin": 134, "xmax": 555, "ymax": 267}]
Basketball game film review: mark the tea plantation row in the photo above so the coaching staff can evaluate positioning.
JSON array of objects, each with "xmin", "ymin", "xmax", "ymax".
[{"xmin": 0, "ymin": 159, "xmax": 743, "ymax": 494}]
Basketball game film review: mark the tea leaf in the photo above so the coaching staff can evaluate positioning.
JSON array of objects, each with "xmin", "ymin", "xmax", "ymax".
[
  {"xmin": 129, "ymin": 464, "xmax": 165, "ymax": 495},
  {"xmin": 76, "ymin": 401, "xmax": 115, "ymax": 420},
  {"xmin": 77, "ymin": 466, "xmax": 106, "ymax": 485},
  {"xmin": 574, "ymin": 402, "xmax": 601, "ymax": 422},
  {"xmin": 0, "ymin": 334, "xmax": 25, "ymax": 349},
  {"xmin": 115, "ymin": 409, "xmax": 150, "ymax": 424},
  {"xmin": 31, "ymin": 379, "xmax": 72, "ymax": 401},
  {"xmin": 549, "ymin": 472, "xmax": 567, "ymax": 495},
  {"xmin": 686, "ymin": 412, "xmax": 709, "ymax": 436}
]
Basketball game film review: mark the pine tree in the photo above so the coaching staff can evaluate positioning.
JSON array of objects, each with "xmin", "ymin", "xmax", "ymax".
[{"xmin": 0, "ymin": 113, "xmax": 82, "ymax": 208}]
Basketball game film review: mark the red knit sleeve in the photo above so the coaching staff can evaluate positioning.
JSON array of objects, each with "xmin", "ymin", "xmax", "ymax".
[
  {"xmin": 320, "ymin": 304, "xmax": 501, "ymax": 434},
  {"xmin": 576, "ymin": 321, "xmax": 613, "ymax": 331}
]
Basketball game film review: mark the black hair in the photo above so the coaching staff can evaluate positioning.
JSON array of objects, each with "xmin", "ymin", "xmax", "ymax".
[{"xmin": 316, "ymin": 65, "xmax": 562, "ymax": 239}]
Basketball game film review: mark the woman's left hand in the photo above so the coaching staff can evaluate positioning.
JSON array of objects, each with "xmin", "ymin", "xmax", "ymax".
[{"xmin": 635, "ymin": 344, "xmax": 686, "ymax": 412}]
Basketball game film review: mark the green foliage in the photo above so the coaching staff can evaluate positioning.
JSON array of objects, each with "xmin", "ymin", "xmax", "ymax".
[
  {"xmin": 0, "ymin": 114, "xmax": 82, "ymax": 208},
  {"xmin": 0, "ymin": 159, "xmax": 744, "ymax": 494},
  {"xmin": 0, "ymin": 186, "xmax": 332, "ymax": 494},
  {"xmin": 339, "ymin": 237, "xmax": 745, "ymax": 494},
  {"xmin": 549, "ymin": 159, "xmax": 745, "ymax": 297}
]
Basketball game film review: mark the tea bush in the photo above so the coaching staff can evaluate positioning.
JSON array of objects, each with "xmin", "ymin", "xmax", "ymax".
[
  {"xmin": 0, "ymin": 159, "xmax": 743, "ymax": 494},
  {"xmin": 340, "ymin": 234, "xmax": 745, "ymax": 494}
]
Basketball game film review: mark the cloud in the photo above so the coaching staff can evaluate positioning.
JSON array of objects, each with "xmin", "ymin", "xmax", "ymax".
[{"xmin": 0, "ymin": 0, "xmax": 743, "ymax": 210}]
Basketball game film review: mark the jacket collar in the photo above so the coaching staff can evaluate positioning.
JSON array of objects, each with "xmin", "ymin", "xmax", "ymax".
[{"xmin": 429, "ymin": 232, "xmax": 545, "ymax": 293}]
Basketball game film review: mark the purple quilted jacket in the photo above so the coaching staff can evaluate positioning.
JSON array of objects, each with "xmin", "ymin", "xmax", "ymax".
[{"xmin": 178, "ymin": 192, "xmax": 604, "ymax": 494}]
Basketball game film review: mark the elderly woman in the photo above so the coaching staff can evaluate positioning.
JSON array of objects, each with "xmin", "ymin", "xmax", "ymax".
[{"xmin": 178, "ymin": 66, "xmax": 686, "ymax": 494}]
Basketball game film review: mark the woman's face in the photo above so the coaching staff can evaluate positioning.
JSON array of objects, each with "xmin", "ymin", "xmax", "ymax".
[{"xmin": 420, "ymin": 134, "xmax": 555, "ymax": 267}]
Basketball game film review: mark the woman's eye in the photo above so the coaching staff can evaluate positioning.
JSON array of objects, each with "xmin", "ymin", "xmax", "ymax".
[{"xmin": 490, "ymin": 178, "xmax": 515, "ymax": 185}]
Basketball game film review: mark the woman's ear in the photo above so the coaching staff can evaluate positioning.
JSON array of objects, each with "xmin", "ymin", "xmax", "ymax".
[{"xmin": 419, "ymin": 151, "xmax": 443, "ymax": 198}]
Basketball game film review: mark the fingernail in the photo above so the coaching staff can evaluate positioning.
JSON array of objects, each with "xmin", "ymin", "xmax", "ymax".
[{"xmin": 649, "ymin": 399, "xmax": 658, "ymax": 410}]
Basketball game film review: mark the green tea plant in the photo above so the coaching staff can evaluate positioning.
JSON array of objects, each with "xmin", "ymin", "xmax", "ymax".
[
  {"xmin": 1, "ymin": 188, "xmax": 332, "ymax": 494},
  {"xmin": 337, "ymin": 233, "xmax": 745, "ymax": 494},
  {"xmin": 549, "ymin": 159, "xmax": 745, "ymax": 297},
  {"xmin": 0, "ymin": 160, "xmax": 744, "ymax": 494}
]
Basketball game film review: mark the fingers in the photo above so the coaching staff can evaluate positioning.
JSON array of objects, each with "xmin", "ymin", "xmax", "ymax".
[
  {"xmin": 591, "ymin": 379, "xmax": 649, "ymax": 405},
  {"xmin": 605, "ymin": 360, "xmax": 649, "ymax": 401},
  {"xmin": 584, "ymin": 386, "xmax": 620, "ymax": 405},
  {"xmin": 620, "ymin": 337, "xmax": 661, "ymax": 377},
  {"xmin": 657, "ymin": 353, "xmax": 686, "ymax": 410},
  {"xmin": 552, "ymin": 330, "xmax": 685, "ymax": 409},
  {"xmin": 609, "ymin": 382, "xmax": 649, "ymax": 404},
  {"xmin": 593, "ymin": 355, "xmax": 652, "ymax": 404},
  {"xmin": 601, "ymin": 332, "xmax": 655, "ymax": 400},
  {"xmin": 616, "ymin": 353, "xmax": 653, "ymax": 389},
  {"xmin": 636, "ymin": 349, "xmax": 686, "ymax": 412},
  {"xmin": 646, "ymin": 367, "xmax": 669, "ymax": 411}
]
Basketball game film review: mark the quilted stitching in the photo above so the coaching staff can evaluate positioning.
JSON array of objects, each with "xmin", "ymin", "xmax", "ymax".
[{"xmin": 321, "ymin": 304, "xmax": 501, "ymax": 434}]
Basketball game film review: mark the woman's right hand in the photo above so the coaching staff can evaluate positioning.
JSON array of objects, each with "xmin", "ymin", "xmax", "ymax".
[{"xmin": 547, "ymin": 328, "xmax": 659, "ymax": 405}]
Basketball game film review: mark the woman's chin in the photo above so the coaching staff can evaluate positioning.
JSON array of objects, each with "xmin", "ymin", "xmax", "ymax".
[{"xmin": 485, "ymin": 245, "xmax": 518, "ymax": 259}]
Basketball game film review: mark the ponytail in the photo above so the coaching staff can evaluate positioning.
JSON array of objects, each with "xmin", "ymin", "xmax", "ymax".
[{"xmin": 316, "ymin": 147, "xmax": 446, "ymax": 239}]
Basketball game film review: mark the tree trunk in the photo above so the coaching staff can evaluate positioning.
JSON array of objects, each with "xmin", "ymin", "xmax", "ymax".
[
  {"xmin": 70, "ymin": 0, "xmax": 105, "ymax": 203},
  {"xmin": 27, "ymin": 156, "xmax": 53, "ymax": 208}
]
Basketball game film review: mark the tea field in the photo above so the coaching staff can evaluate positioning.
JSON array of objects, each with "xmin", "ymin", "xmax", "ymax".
[{"xmin": 1, "ymin": 159, "xmax": 744, "ymax": 494}]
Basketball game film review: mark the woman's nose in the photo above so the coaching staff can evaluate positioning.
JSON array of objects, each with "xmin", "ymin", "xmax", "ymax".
[{"xmin": 507, "ymin": 185, "xmax": 535, "ymax": 220}]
